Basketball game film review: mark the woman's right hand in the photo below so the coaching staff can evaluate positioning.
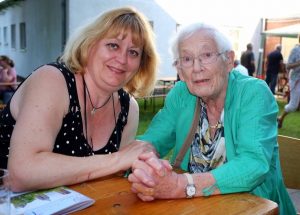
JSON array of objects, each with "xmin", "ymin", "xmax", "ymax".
[{"xmin": 118, "ymin": 140, "xmax": 158, "ymax": 171}]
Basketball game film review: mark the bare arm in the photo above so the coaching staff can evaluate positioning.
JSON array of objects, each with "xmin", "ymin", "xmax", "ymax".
[
  {"xmin": 286, "ymin": 60, "xmax": 300, "ymax": 70},
  {"xmin": 8, "ymin": 66, "xmax": 151, "ymax": 192}
]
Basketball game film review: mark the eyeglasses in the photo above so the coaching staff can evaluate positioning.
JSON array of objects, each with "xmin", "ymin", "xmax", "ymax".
[{"xmin": 176, "ymin": 52, "xmax": 226, "ymax": 68}]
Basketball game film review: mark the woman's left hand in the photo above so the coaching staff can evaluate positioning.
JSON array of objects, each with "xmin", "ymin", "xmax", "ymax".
[{"xmin": 128, "ymin": 153, "xmax": 182, "ymax": 201}]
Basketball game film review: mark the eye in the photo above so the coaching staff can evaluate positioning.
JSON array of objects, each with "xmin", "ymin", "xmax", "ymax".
[
  {"xmin": 128, "ymin": 49, "xmax": 140, "ymax": 57},
  {"xmin": 106, "ymin": 43, "xmax": 119, "ymax": 50},
  {"xmin": 181, "ymin": 56, "xmax": 193, "ymax": 63},
  {"xmin": 201, "ymin": 52, "xmax": 213, "ymax": 59}
]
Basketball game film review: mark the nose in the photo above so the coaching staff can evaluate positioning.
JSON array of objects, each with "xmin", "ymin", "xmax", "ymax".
[
  {"xmin": 116, "ymin": 50, "xmax": 127, "ymax": 65},
  {"xmin": 193, "ymin": 58, "xmax": 205, "ymax": 72}
]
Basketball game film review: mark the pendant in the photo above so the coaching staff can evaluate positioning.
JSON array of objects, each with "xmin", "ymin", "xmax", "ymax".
[
  {"xmin": 209, "ymin": 122, "xmax": 221, "ymax": 129},
  {"xmin": 91, "ymin": 108, "xmax": 96, "ymax": 116}
]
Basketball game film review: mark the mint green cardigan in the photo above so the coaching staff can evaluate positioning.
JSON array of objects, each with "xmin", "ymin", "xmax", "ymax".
[{"xmin": 138, "ymin": 70, "xmax": 296, "ymax": 214}]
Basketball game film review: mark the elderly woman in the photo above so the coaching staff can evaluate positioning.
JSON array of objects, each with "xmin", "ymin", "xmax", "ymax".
[
  {"xmin": 128, "ymin": 23, "xmax": 296, "ymax": 214},
  {"xmin": 0, "ymin": 7, "xmax": 158, "ymax": 192}
]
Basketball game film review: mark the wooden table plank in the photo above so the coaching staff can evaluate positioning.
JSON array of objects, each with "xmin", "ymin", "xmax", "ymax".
[{"xmin": 70, "ymin": 175, "xmax": 278, "ymax": 215}]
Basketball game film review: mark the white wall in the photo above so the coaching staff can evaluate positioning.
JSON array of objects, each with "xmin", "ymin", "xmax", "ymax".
[{"xmin": 0, "ymin": 0, "xmax": 64, "ymax": 77}]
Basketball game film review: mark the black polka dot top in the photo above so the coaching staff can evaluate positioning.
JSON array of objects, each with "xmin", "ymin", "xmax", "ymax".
[{"xmin": 0, "ymin": 62, "xmax": 130, "ymax": 169}]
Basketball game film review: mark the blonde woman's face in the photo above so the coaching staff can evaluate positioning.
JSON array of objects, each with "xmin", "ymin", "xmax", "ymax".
[{"xmin": 86, "ymin": 31, "xmax": 142, "ymax": 91}]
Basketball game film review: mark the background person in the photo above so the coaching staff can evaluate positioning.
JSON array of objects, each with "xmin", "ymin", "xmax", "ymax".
[
  {"xmin": 278, "ymin": 38, "xmax": 300, "ymax": 128},
  {"xmin": 240, "ymin": 43, "xmax": 255, "ymax": 76},
  {"xmin": 128, "ymin": 23, "xmax": 296, "ymax": 214},
  {"xmin": 233, "ymin": 59, "xmax": 248, "ymax": 76},
  {"xmin": 0, "ymin": 7, "xmax": 159, "ymax": 192},
  {"xmin": 0, "ymin": 55, "xmax": 17, "ymax": 104},
  {"xmin": 265, "ymin": 44, "xmax": 284, "ymax": 94}
]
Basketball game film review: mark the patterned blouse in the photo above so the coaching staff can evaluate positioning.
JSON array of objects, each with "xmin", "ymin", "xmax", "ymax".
[
  {"xmin": 0, "ymin": 62, "xmax": 130, "ymax": 168},
  {"xmin": 189, "ymin": 99, "xmax": 227, "ymax": 173}
]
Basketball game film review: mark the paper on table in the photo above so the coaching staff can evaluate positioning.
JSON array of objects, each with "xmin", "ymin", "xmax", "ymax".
[{"xmin": 10, "ymin": 186, "xmax": 95, "ymax": 215}]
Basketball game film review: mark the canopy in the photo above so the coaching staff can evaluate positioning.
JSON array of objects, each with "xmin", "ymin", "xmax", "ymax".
[{"xmin": 262, "ymin": 23, "xmax": 300, "ymax": 38}]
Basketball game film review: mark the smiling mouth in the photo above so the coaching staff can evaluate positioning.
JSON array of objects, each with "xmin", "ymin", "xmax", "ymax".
[
  {"xmin": 108, "ymin": 65, "xmax": 125, "ymax": 74},
  {"xmin": 194, "ymin": 79, "xmax": 209, "ymax": 84}
]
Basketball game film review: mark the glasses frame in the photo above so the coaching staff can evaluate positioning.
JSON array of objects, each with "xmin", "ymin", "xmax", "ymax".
[{"xmin": 175, "ymin": 51, "xmax": 226, "ymax": 68}]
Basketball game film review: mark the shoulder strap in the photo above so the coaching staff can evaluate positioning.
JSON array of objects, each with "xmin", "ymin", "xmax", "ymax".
[{"xmin": 173, "ymin": 97, "xmax": 201, "ymax": 169}]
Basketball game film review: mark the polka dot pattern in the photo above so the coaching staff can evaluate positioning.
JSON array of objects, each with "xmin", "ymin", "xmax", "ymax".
[{"xmin": 0, "ymin": 62, "xmax": 130, "ymax": 169}]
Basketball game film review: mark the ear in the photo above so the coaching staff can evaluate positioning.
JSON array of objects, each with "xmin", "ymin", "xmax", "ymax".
[
  {"xmin": 176, "ymin": 66, "xmax": 185, "ymax": 81},
  {"xmin": 173, "ymin": 60, "xmax": 185, "ymax": 81},
  {"xmin": 225, "ymin": 51, "xmax": 235, "ymax": 72}
]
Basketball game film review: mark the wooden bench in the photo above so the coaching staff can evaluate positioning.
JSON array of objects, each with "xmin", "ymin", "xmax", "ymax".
[
  {"xmin": 136, "ymin": 84, "xmax": 172, "ymax": 112},
  {"xmin": 137, "ymin": 94, "xmax": 167, "ymax": 112},
  {"xmin": 278, "ymin": 135, "xmax": 300, "ymax": 213}
]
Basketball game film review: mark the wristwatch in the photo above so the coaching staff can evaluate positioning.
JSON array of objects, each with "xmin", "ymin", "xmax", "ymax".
[{"xmin": 184, "ymin": 173, "xmax": 196, "ymax": 198}]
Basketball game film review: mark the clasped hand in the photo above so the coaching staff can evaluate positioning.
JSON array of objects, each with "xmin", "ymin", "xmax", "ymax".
[{"xmin": 128, "ymin": 152, "xmax": 181, "ymax": 201}]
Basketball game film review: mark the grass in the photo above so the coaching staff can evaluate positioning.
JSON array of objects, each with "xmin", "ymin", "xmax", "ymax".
[
  {"xmin": 136, "ymin": 98, "xmax": 165, "ymax": 135},
  {"xmin": 137, "ymin": 97, "xmax": 300, "ymax": 139},
  {"xmin": 277, "ymin": 100, "xmax": 300, "ymax": 138}
]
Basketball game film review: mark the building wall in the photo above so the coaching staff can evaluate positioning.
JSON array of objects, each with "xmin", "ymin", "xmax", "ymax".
[
  {"xmin": 0, "ymin": 0, "xmax": 178, "ymax": 78},
  {"xmin": 0, "ymin": 0, "xmax": 64, "ymax": 78},
  {"xmin": 262, "ymin": 17, "xmax": 300, "ymax": 76}
]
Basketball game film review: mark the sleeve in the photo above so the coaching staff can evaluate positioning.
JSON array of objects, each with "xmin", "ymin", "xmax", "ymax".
[
  {"xmin": 287, "ymin": 47, "xmax": 297, "ymax": 64},
  {"xmin": 210, "ymin": 80, "xmax": 278, "ymax": 194},
  {"xmin": 137, "ymin": 82, "xmax": 184, "ymax": 158}
]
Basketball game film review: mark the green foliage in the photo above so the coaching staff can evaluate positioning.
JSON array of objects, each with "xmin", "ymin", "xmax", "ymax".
[
  {"xmin": 136, "ymin": 97, "xmax": 165, "ymax": 135},
  {"xmin": 0, "ymin": 0, "xmax": 24, "ymax": 12}
]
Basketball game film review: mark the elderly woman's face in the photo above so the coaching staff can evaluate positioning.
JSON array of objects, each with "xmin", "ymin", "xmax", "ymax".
[{"xmin": 177, "ymin": 30, "xmax": 233, "ymax": 100}]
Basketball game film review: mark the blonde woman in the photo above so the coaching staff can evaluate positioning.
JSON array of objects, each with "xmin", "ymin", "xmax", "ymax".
[{"xmin": 0, "ymin": 7, "xmax": 159, "ymax": 192}]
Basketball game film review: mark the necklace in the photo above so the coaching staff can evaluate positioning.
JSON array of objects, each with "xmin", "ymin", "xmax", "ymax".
[
  {"xmin": 82, "ymin": 76, "xmax": 118, "ymax": 154},
  {"xmin": 83, "ymin": 77, "xmax": 111, "ymax": 115},
  {"xmin": 209, "ymin": 121, "xmax": 222, "ymax": 129}
]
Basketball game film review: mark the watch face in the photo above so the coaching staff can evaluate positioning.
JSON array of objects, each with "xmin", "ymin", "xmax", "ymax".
[{"xmin": 186, "ymin": 185, "xmax": 196, "ymax": 197}]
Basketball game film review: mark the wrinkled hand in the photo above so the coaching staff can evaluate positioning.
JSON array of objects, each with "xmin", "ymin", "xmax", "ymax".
[
  {"xmin": 118, "ymin": 140, "xmax": 157, "ymax": 171},
  {"xmin": 128, "ymin": 152, "xmax": 179, "ymax": 201}
]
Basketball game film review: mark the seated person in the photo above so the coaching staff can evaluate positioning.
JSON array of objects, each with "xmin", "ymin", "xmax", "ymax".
[
  {"xmin": 128, "ymin": 22, "xmax": 296, "ymax": 214},
  {"xmin": 0, "ymin": 7, "xmax": 158, "ymax": 192},
  {"xmin": 0, "ymin": 55, "xmax": 17, "ymax": 104},
  {"xmin": 233, "ymin": 59, "xmax": 248, "ymax": 76}
]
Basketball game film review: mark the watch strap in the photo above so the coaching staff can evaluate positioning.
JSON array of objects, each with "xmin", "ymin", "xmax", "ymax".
[{"xmin": 184, "ymin": 173, "xmax": 194, "ymax": 185}]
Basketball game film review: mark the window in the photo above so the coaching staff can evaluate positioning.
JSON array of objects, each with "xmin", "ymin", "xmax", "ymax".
[
  {"xmin": 20, "ymin": 22, "xmax": 26, "ymax": 49},
  {"xmin": 11, "ymin": 24, "xmax": 16, "ymax": 49},
  {"xmin": 176, "ymin": 23, "xmax": 181, "ymax": 32},
  {"xmin": 3, "ymin": 26, "xmax": 8, "ymax": 46},
  {"xmin": 0, "ymin": 28, "xmax": 2, "ymax": 46}
]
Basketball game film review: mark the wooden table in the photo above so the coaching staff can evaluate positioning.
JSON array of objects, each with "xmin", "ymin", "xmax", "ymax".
[
  {"xmin": 70, "ymin": 174, "xmax": 278, "ymax": 215},
  {"xmin": 0, "ymin": 82, "xmax": 20, "ymax": 87}
]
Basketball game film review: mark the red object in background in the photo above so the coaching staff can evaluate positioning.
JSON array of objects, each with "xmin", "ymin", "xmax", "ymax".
[{"xmin": 256, "ymin": 74, "xmax": 265, "ymax": 80}]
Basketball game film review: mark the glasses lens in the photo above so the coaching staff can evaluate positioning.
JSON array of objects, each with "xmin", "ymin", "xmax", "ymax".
[
  {"xmin": 178, "ymin": 52, "xmax": 223, "ymax": 68},
  {"xmin": 200, "ymin": 52, "xmax": 217, "ymax": 64},
  {"xmin": 180, "ymin": 56, "xmax": 193, "ymax": 68}
]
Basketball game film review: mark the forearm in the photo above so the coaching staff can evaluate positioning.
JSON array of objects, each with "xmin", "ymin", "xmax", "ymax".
[
  {"xmin": 286, "ymin": 60, "xmax": 300, "ymax": 70},
  {"xmin": 8, "ymin": 151, "xmax": 122, "ymax": 192},
  {"xmin": 169, "ymin": 172, "xmax": 219, "ymax": 198}
]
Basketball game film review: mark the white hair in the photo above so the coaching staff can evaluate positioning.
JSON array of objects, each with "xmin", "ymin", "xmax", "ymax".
[{"xmin": 170, "ymin": 23, "xmax": 233, "ymax": 63}]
